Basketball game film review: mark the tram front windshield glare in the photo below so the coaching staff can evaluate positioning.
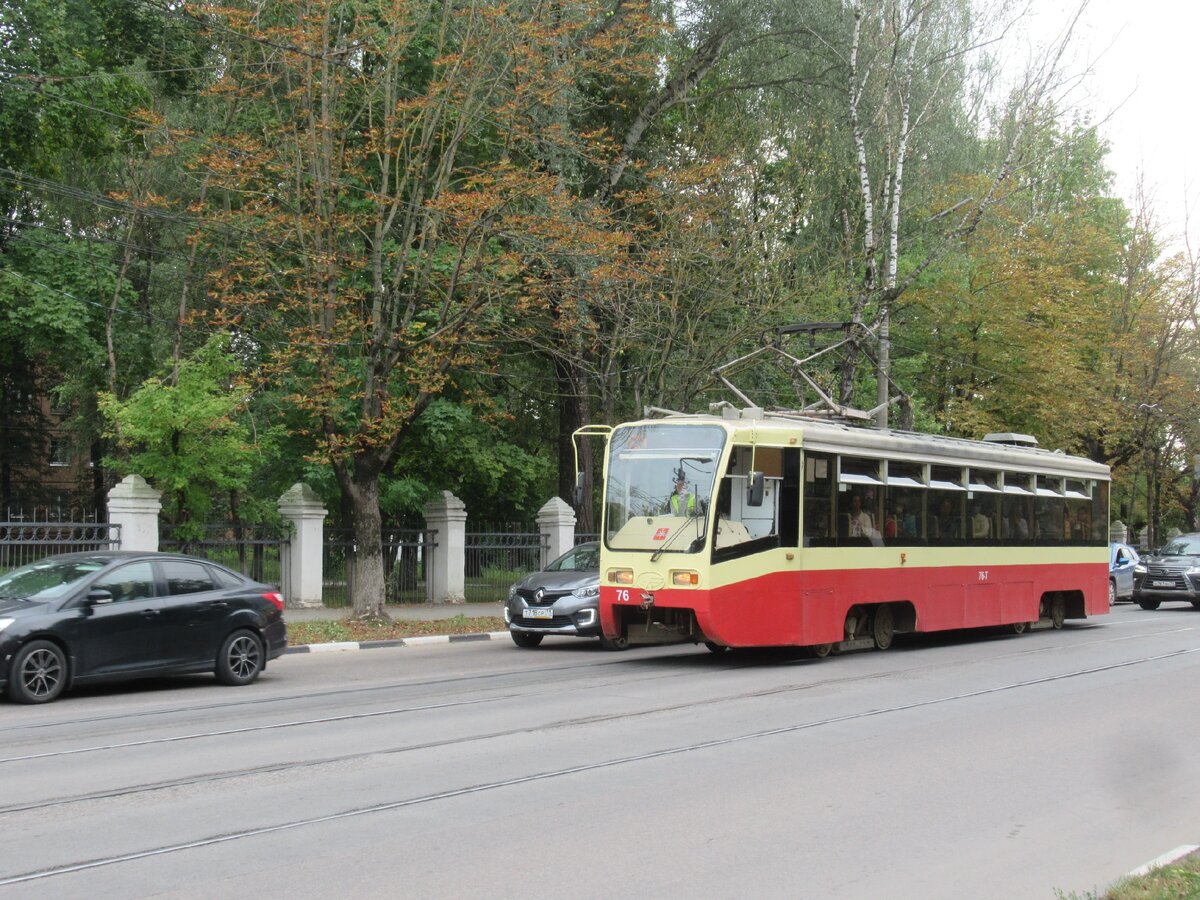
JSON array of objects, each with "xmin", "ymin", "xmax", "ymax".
[{"xmin": 604, "ymin": 424, "xmax": 725, "ymax": 552}]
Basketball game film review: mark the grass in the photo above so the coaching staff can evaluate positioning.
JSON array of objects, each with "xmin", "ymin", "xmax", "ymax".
[
  {"xmin": 287, "ymin": 613, "xmax": 507, "ymax": 646},
  {"xmin": 1105, "ymin": 854, "xmax": 1200, "ymax": 899},
  {"xmin": 1057, "ymin": 852, "xmax": 1200, "ymax": 900}
]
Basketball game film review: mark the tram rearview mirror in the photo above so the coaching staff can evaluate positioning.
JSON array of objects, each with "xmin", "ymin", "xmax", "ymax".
[{"xmin": 746, "ymin": 471, "xmax": 765, "ymax": 507}]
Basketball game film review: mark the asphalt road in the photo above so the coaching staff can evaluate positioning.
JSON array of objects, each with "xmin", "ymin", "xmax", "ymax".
[{"xmin": 2, "ymin": 603, "xmax": 1198, "ymax": 899}]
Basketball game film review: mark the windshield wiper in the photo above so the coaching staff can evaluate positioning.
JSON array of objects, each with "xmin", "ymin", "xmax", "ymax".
[{"xmin": 651, "ymin": 514, "xmax": 704, "ymax": 563}]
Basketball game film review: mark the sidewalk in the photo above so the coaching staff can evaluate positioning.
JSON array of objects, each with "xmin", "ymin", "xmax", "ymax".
[
  {"xmin": 284, "ymin": 601, "xmax": 503, "ymax": 623},
  {"xmin": 282, "ymin": 600, "xmax": 508, "ymax": 654}
]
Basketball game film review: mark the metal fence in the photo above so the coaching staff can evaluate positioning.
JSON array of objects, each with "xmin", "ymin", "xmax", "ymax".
[
  {"xmin": 0, "ymin": 521, "xmax": 120, "ymax": 571},
  {"xmin": 158, "ymin": 524, "xmax": 288, "ymax": 592},
  {"xmin": 465, "ymin": 529, "xmax": 545, "ymax": 603},
  {"xmin": 323, "ymin": 528, "xmax": 435, "ymax": 608}
]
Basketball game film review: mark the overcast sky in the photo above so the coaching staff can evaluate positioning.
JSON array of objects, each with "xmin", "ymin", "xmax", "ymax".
[{"xmin": 1021, "ymin": 0, "xmax": 1198, "ymax": 254}]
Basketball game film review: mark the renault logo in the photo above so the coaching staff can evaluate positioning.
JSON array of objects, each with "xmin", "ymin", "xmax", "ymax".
[{"xmin": 535, "ymin": 589, "xmax": 545, "ymax": 602}]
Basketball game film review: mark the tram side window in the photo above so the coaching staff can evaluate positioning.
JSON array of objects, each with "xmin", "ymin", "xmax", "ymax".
[
  {"xmin": 712, "ymin": 446, "xmax": 799, "ymax": 562},
  {"xmin": 1001, "ymin": 497, "xmax": 1033, "ymax": 541},
  {"xmin": 803, "ymin": 451, "xmax": 835, "ymax": 546},
  {"xmin": 1090, "ymin": 481, "xmax": 1109, "ymax": 545},
  {"xmin": 1064, "ymin": 500, "xmax": 1091, "ymax": 542},
  {"xmin": 883, "ymin": 487, "xmax": 925, "ymax": 544},
  {"xmin": 929, "ymin": 491, "xmax": 964, "ymax": 543},
  {"xmin": 1034, "ymin": 492, "xmax": 1064, "ymax": 543},
  {"xmin": 967, "ymin": 495, "xmax": 999, "ymax": 542}
]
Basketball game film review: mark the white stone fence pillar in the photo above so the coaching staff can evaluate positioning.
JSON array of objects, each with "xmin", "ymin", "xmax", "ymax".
[
  {"xmin": 1108, "ymin": 520, "xmax": 1128, "ymax": 545},
  {"xmin": 424, "ymin": 491, "xmax": 467, "ymax": 604},
  {"xmin": 107, "ymin": 474, "xmax": 162, "ymax": 551},
  {"xmin": 537, "ymin": 497, "xmax": 577, "ymax": 568},
  {"xmin": 277, "ymin": 483, "xmax": 328, "ymax": 608}
]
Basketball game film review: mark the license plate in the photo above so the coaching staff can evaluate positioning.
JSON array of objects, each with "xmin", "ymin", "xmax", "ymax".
[
  {"xmin": 1151, "ymin": 580, "xmax": 1176, "ymax": 588},
  {"xmin": 523, "ymin": 608, "xmax": 553, "ymax": 619}
]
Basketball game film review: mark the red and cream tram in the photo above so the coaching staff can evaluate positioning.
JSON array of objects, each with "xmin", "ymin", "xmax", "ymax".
[{"xmin": 586, "ymin": 408, "xmax": 1110, "ymax": 655}]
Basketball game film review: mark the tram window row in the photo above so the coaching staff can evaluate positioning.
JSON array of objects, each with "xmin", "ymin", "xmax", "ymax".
[{"xmin": 799, "ymin": 451, "xmax": 1107, "ymax": 549}]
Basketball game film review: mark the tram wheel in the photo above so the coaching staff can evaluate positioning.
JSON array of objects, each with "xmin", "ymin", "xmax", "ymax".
[
  {"xmin": 1050, "ymin": 595, "xmax": 1066, "ymax": 629},
  {"xmin": 1010, "ymin": 621, "xmax": 1027, "ymax": 635},
  {"xmin": 807, "ymin": 643, "xmax": 833, "ymax": 659},
  {"xmin": 871, "ymin": 605, "xmax": 894, "ymax": 651}
]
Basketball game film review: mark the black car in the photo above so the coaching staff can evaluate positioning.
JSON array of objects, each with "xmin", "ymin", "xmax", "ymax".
[
  {"xmin": 1132, "ymin": 533, "xmax": 1200, "ymax": 610},
  {"xmin": 0, "ymin": 551, "xmax": 288, "ymax": 704}
]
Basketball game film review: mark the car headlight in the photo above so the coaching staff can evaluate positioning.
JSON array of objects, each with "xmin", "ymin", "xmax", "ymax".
[
  {"xmin": 507, "ymin": 584, "xmax": 517, "ymax": 600},
  {"xmin": 572, "ymin": 585, "xmax": 600, "ymax": 599},
  {"xmin": 1188, "ymin": 567, "xmax": 1200, "ymax": 576},
  {"xmin": 1133, "ymin": 564, "xmax": 1147, "ymax": 575},
  {"xmin": 0, "ymin": 617, "xmax": 12, "ymax": 634}
]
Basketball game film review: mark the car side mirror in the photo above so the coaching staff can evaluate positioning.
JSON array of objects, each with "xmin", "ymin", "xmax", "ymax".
[
  {"xmin": 86, "ymin": 589, "xmax": 114, "ymax": 605},
  {"xmin": 746, "ymin": 471, "xmax": 765, "ymax": 507}
]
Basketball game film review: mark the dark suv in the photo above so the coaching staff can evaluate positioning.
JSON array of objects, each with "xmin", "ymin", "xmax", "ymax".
[{"xmin": 1133, "ymin": 533, "xmax": 1200, "ymax": 610}]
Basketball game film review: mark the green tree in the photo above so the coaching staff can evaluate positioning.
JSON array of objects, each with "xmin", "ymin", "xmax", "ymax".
[{"xmin": 98, "ymin": 335, "xmax": 268, "ymax": 537}]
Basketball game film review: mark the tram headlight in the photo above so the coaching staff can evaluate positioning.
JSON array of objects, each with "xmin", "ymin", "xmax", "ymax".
[
  {"xmin": 607, "ymin": 568, "xmax": 634, "ymax": 585},
  {"xmin": 671, "ymin": 571, "xmax": 699, "ymax": 586}
]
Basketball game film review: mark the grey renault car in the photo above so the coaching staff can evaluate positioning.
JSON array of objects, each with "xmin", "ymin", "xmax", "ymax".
[{"xmin": 504, "ymin": 541, "xmax": 625, "ymax": 649}]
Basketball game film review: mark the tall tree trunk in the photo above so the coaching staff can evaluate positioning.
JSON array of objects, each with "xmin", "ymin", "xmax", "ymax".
[
  {"xmin": 342, "ymin": 461, "xmax": 388, "ymax": 620},
  {"xmin": 555, "ymin": 357, "xmax": 595, "ymax": 533}
]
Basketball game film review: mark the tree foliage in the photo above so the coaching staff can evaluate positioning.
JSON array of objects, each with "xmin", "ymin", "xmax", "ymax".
[{"xmin": 3, "ymin": 0, "xmax": 1199, "ymax": 589}]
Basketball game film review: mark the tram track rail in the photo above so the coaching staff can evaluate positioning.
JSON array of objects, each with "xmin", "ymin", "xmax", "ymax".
[
  {"xmin": 1, "ymin": 628, "xmax": 1195, "ymax": 819},
  {"xmin": 2, "ymin": 642, "xmax": 1198, "ymax": 887}
]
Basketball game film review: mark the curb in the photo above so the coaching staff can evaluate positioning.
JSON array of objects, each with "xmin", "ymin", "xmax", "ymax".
[
  {"xmin": 285, "ymin": 630, "xmax": 510, "ymax": 654},
  {"xmin": 1126, "ymin": 845, "xmax": 1200, "ymax": 878}
]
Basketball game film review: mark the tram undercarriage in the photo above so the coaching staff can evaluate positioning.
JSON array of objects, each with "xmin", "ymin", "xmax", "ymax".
[{"xmin": 608, "ymin": 589, "xmax": 1089, "ymax": 654}]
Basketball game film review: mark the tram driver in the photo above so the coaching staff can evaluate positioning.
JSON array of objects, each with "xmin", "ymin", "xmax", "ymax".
[{"xmin": 667, "ymin": 473, "xmax": 698, "ymax": 516}]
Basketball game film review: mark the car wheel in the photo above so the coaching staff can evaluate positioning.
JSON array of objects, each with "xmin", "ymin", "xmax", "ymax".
[
  {"xmin": 1108, "ymin": 580, "xmax": 1117, "ymax": 607},
  {"xmin": 215, "ymin": 629, "xmax": 264, "ymax": 686},
  {"xmin": 6, "ymin": 640, "xmax": 67, "ymax": 704},
  {"xmin": 510, "ymin": 631, "xmax": 544, "ymax": 648},
  {"xmin": 1137, "ymin": 598, "xmax": 1161, "ymax": 611},
  {"xmin": 599, "ymin": 635, "xmax": 629, "ymax": 651}
]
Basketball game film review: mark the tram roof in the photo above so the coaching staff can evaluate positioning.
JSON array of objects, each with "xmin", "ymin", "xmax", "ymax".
[{"xmin": 625, "ymin": 409, "xmax": 1110, "ymax": 480}]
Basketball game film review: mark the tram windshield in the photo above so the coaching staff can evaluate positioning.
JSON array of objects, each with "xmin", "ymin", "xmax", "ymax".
[{"xmin": 604, "ymin": 424, "xmax": 725, "ymax": 552}]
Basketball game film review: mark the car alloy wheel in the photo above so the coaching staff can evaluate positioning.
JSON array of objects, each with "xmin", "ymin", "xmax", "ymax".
[
  {"xmin": 7, "ymin": 640, "xmax": 67, "ymax": 704},
  {"xmin": 216, "ymin": 629, "xmax": 264, "ymax": 686}
]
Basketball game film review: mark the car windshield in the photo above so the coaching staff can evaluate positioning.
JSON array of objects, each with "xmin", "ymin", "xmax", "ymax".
[
  {"xmin": 547, "ymin": 544, "xmax": 598, "ymax": 572},
  {"xmin": 0, "ymin": 558, "xmax": 108, "ymax": 601},
  {"xmin": 1157, "ymin": 535, "xmax": 1200, "ymax": 556}
]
